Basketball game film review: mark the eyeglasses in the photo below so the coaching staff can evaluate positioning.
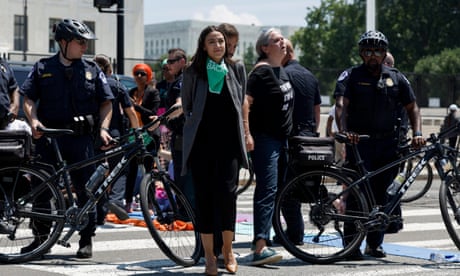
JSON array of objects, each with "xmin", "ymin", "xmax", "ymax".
[
  {"xmin": 74, "ymin": 38, "xmax": 88, "ymax": 46},
  {"xmin": 167, "ymin": 57, "xmax": 182, "ymax": 64},
  {"xmin": 362, "ymin": 49, "xmax": 384, "ymax": 57},
  {"xmin": 134, "ymin": 71, "xmax": 147, "ymax": 77}
]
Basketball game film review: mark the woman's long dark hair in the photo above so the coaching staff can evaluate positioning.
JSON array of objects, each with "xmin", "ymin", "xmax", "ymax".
[{"xmin": 189, "ymin": 25, "xmax": 234, "ymax": 80}]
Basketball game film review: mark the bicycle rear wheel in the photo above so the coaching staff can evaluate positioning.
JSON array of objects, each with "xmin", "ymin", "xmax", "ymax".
[
  {"xmin": 0, "ymin": 165, "xmax": 66, "ymax": 263},
  {"xmin": 401, "ymin": 154, "xmax": 433, "ymax": 203},
  {"xmin": 139, "ymin": 171, "xmax": 201, "ymax": 266},
  {"xmin": 273, "ymin": 168, "xmax": 369, "ymax": 264},
  {"xmin": 439, "ymin": 175, "xmax": 460, "ymax": 250},
  {"xmin": 236, "ymin": 156, "xmax": 254, "ymax": 196}
]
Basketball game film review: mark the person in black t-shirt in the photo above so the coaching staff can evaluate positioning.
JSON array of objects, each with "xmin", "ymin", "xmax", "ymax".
[{"xmin": 246, "ymin": 28, "xmax": 294, "ymax": 266}]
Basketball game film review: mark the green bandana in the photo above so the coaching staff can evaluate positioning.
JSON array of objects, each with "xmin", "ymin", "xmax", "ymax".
[{"xmin": 206, "ymin": 57, "xmax": 228, "ymax": 94}]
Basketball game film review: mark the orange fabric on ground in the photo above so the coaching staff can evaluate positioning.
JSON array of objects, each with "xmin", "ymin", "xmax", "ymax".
[{"xmin": 105, "ymin": 213, "xmax": 194, "ymax": 231}]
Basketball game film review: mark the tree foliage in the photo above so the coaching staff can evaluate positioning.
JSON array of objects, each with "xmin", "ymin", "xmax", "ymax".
[
  {"xmin": 294, "ymin": 0, "xmax": 460, "ymax": 72},
  {"xmin": 414, "ymin": 48, "xmax": 460, "ymax": 75}
]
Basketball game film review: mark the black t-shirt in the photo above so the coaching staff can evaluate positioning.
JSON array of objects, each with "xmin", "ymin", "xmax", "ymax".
[
  {"xmin": 0, "ymin": 59, "xmax": 17, "ymax": 121},
  {"xmin": 284, "ymin": 60, "xmax": 321, "ymax": 135},
  {"xmin": 107, "ymin": 76, "xmax": 132, "ymax": 134},
  {"xmin": 247, "ymin": 65, "xmax": 294, "ymax": 139},
  {"xmin": 344, "ymin": 64, "xmax": 416, "ymax": 134}
]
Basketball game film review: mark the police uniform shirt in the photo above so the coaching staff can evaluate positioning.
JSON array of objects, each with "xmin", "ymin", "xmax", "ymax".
[
  {"xmin": 344, "ymin": 64, "xmax": 416, "ymax": 135},
  {"xmin": 21, "ymin": 54, "xmax": 114, "ymax": 127},
  {"xmin": 247, "ymin": 64, "xmax": 294, "ymax": 139},
  {"xmin": 284, "ymin": 60, "xmax": 321, "ymax": 135},
  {"xmin": 107, "ymin": 75, "xmax": 132, "ymax": 133},
  {"xmin": 0, "ymin": 59, "xmax": 18, "ymax": 118}
]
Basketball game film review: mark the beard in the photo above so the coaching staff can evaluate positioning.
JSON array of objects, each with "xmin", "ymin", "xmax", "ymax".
[{"xmin": 365, "ymin": 59, "xmax": 381, "ymax": 75}]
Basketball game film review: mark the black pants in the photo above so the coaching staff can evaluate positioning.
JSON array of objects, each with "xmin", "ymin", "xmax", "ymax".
[
  {"xmin": 344, "ymin": 138, "xmax": 400, "ymax": 249},
  {"xmin": 33, "ymin": 134, "xmax": 96, "ymax": 240}
]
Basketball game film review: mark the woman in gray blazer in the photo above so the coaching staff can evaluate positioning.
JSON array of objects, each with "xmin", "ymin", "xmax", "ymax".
[{"xmin": 181, "ymin": 25, "xmax": 250, "ymax": 275}]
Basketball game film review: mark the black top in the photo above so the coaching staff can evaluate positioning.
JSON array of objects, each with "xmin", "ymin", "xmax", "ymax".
[
  {"xmin": 0, "ymin": 59, "xmax": 18, "ymax": 120},
  {"xmin": 247, "ymin": 65, "xmax": 294, "ymax": 139},
  {"xmin": 21, "ymin": 54, "xmax": 114, "ymax": 127},
  {"xmin": 284, "ymin": 60, "xmax": 321, "ymax": 135},
  {"xmin": 344, "ymin": 64, "xmax": 416, "ymax": 135}
]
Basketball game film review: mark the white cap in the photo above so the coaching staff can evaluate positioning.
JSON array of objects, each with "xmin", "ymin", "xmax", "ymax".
[{"xmin": 449, "ymin": 104, "xmax": 458, "ymax": 112}]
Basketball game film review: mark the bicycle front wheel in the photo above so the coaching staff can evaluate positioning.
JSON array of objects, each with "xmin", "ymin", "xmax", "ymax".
[
  {"xmin": 401, "ymin": 155, "xmax": 433, "ymax": 203},
  {"xmin": 139, "ymin": 172, "xmax": 201, "ymax": 266},
  {"xmin": 439, "ymin": 175, "xmax": 460, "ymax": 250},
  {"xmin": 273, "ymin": 168, "xmax": 369, "ymax": 264},
  {"xmin": 0, "ymin": 165, "xmax": 66, "ymax": 263}
]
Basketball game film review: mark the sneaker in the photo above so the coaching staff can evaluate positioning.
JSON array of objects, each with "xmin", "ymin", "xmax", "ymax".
[
  {"xmin": 251, "ymin": 247, "xmax": 282, "ymax": 266},
  {"xmin": 0, "ymin": 221, "xmax": 14, "ymax": 235},
  {"xmin": 76, "ymin": 239, "xmax": 92, "ymax": 258},
  {"xmin": 344, "ymin": 249, "xmax": 364, "ymax": 261},
  {"xmin": 364, "ymin": 245, "xmax": 386, "ymax": 258},
  {"xmin": 107, "ymin": 202, "xmax": 129, "ymax": 220}
]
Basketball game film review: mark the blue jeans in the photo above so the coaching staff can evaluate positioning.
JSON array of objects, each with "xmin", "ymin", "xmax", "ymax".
[{"xmin": 251, "ymin": 133, "xmax": 288, "ymax": 243}]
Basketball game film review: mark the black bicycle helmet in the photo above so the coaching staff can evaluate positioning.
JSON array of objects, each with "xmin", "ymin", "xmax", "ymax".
[
  {"xmin": 358, "ymin": 30, "xmax": 388, "ymax": 50},
  {"xmin": 54, "ymin": 19, "xmax": 96, "ymax": 42}
]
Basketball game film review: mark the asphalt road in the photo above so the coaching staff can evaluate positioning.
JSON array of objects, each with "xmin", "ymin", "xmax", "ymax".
[{"xmin": 1, "ymin": 178, "xmax": 459, "ymax": 276}]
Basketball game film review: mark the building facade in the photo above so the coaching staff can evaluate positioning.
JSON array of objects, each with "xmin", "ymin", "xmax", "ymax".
[
  {"xmin": 0, "ymin": 0, "xmax": 144, "ymax": 74},
  {"xmin": 144, "ymin": 20, "xmax": 301, "ymax": 62}
]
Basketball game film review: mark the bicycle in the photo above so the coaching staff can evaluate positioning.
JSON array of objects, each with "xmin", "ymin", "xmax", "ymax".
[
  {"xmin": 0, "ymin": 106, "xmax": 201, "ymax": 266},
  {"xmin": 273, "ymin": 123, "xmax": 460, "ymax": 264}
]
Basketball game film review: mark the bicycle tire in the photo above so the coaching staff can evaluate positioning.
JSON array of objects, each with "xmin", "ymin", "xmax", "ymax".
[
  {"xmin": 139, "ymin": 171, "xmax": 201, "ymax": 266},
  {"xmin": 236, "ymin": 156, "xmax": 254, "ymax": 196},
  {"xmin": 0, "ymin": 165, "xmax": 66, "ymax": 263},
  {"xmin": 439, "ymin": 176, "xmax": 460, "ymax": 250},
  {"xmin": 401, "ymin": 154, "xmax": 433, "ymax": 203},
  {"xmin": 273, "ymin": 168, "xmax": 369, "ymax": 264}
]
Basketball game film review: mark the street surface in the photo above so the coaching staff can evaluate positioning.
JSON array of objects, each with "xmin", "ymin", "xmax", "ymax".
[{"xmin": 1, "ymin": 178, "xmax": 459, "ymax": 275}]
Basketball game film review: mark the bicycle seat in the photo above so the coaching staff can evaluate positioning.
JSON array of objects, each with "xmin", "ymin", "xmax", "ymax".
[{"xmin": 36, "ymin": 126, "xmax": 74, "ymax": 137}]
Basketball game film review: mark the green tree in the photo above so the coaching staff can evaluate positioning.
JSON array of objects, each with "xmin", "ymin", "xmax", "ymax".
[
  {"xmin": 243, "ymin": 43, "xmax": 256, "ymax": 72},
  {"xmin": 414, "ymin": 48, "xmax": 460, "ymax": 75}
]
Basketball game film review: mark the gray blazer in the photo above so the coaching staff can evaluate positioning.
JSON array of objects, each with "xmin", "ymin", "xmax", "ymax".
[{"xmin": 181, "ymin": 62, "xmax": 249, "ymax": 175}]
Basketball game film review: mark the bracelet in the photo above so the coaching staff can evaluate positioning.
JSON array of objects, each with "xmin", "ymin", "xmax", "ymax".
[
  {"xmin": 101, "ymin": 127, "xmax": 110, "ymax": 132},
  {"xmin": 413, "ymin": 131, "xmax": 422, "ymax": 137}
]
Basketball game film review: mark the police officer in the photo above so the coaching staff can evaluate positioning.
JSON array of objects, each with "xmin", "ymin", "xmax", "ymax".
[
  {"xmin": 22, "ymin": 19, "xmax": 114, "ymax": 258},
  {"xmin": 0, "ymin": 58, "xmax": 20, "ymax": 129},
  {"xmin": 338, "ymin": 30, "xmax": 424, "ymax": 259}
]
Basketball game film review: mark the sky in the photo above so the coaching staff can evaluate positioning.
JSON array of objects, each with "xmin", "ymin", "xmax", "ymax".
[{"xmin": 143, "ymin": 0, "xmax": 322, "ymax": 27}]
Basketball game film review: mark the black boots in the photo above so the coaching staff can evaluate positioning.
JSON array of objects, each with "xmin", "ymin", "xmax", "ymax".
[{"xmin": 76, "ymin": 238, "xmax": 93, "ymax": 258}]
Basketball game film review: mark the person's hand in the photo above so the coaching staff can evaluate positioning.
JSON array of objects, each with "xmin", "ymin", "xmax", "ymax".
[
  {"xmin": 411, "ymin": 135, "xmax": 426, "ymax": 148},
  {"xmin": 245, "ymin": 134, "xmax": 254, "ymax": 152},
  {"xmin": 31, "ymin": 121, "xmax": 45, "ymax": 139},
  {"xmin": 100, "ymin": 128, "xmax": 112, "ymax": 146},
  {"xmin": 148, "ymin": 115, "xmax": 160, "ymax": 131},
  {"xmin": 344, "ymin": 131, "xmax": 360, "ymax": 144}
]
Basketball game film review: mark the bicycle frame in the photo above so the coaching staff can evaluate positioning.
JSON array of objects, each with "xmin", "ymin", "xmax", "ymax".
[
  {"xmin": 19, "ymin": 106, "xmax": 179, "ymax": 247},
  {"xmin": 332, "ymin": 125, "xmax": 460, "ymax": 230}
]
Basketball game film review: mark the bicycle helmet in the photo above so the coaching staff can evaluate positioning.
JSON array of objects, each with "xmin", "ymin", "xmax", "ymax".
[
  {"xmin": 54, "ymin": 19, "xmax": 96, "ymax": 42},
  {"xmin": 449, "ymin": 104, "xmax": 458, "ymax": 112},
  {"xmin": 358, "ymin": 30, "xmax": 388, "ymax": 50}
]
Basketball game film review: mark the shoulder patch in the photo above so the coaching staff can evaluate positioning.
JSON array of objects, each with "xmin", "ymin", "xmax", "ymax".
[
  {"xmin": 99, "ymin": 71, "xmax": 107, "ymax": 84},
  {"xmin": 337, "ymin": 70, "xmax": 349, "ymax": 81}
]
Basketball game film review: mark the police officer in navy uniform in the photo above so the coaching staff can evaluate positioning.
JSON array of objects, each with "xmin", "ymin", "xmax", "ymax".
[
  {"xmin": 0, "ymin": 58, "xmax": 20, "ymax": 129},
  {"xmin": 338, "ymin": 30, "xmax": 425, "ymax": 259},
  {"xmin": 22, "ymin": 19, "xmax": 114, "ymax": 258}
]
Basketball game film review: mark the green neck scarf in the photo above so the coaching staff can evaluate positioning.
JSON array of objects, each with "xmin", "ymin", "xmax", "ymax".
[{"xmin": 206, "ymin": 57, "xmax": 228, "ymax": 94}]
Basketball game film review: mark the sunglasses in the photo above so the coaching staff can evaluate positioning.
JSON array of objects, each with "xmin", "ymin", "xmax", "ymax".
[
  {"xmin": 134, "ymin": 71, "xmax": 147, "ymax": 77},
  {"xmin": 167, "ymin": 57, "xmax": 182, "ymax": 64},
  {"xmin": 362, "ymin": 49, "xmax": 384, "ymax": 57},
  {"xmin": 74, "ymin": 38, "xmax": 88, "ymax": 46}
]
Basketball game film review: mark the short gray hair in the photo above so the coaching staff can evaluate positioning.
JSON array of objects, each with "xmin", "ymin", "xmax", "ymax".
[{"xmin": 255, "ymin": 28, "xmax": 279, "ymax": 58}]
